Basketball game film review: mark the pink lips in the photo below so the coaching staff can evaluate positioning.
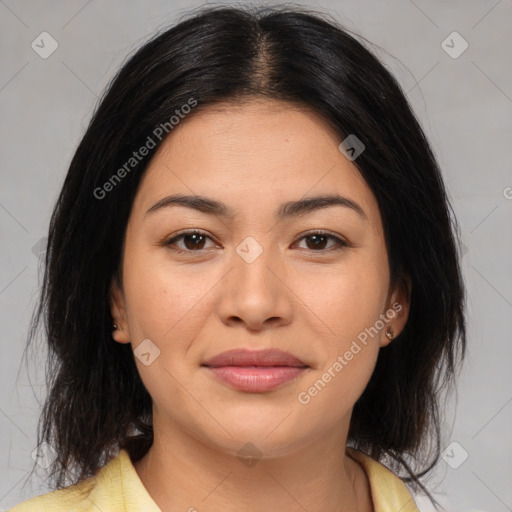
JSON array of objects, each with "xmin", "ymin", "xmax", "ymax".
[{"xmin": 202, "ymin": 348, "xmax": 308, "ymax": 393}]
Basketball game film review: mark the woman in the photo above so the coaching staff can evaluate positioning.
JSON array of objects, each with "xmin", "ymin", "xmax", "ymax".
[{"xmin": 13, "ymin": 5, "xmax": 466, "ymax": 511}]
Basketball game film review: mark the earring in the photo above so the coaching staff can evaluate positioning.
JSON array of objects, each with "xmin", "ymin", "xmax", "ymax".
[
  {"xmin": 112, "ymin": 323, "xmax": 117, "ymax": 330},
  {"xmin": 385, "ymin": 328, "xmax": 394, "ymax": 341}
]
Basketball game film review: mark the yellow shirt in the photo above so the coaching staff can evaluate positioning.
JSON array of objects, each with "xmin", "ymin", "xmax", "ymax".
[{"xmin": 10, "ymin": 448, "xmax": 419, "ymax": 511}]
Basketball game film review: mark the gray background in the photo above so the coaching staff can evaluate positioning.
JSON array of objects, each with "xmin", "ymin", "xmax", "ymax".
[{"xmin": 1, "ymin": 0, "xmax": 511, "ymax": 510}]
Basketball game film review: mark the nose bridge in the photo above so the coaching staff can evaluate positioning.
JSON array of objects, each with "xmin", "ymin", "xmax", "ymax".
[
  {"xmin": 217, "ymin": 234, "xmax": 293, "ymax": 329},
  {"xmin": 236, "ymin": 241, "xmax": 276, "ymax": 289}
]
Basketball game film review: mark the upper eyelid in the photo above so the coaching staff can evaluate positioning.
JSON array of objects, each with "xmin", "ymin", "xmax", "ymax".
[{"xmin": 166, "ymin": 229, "xmax": 219, "ymax": 245}]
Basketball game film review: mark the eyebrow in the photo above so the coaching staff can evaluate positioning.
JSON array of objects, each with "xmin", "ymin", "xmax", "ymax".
[{"xmin": 145, "ymin": 193, "xmax": 367, "ymax": 221}]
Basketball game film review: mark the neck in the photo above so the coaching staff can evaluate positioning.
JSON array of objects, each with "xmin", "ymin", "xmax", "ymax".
[{"xmin": 133, "ymin": 416, "xmax": 373, "ymax": 512}]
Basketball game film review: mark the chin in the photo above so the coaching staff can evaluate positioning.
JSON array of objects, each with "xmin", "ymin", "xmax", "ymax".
[{"xmin": 194, "ymin": 409, "xmax": 315, "ymax": 459}]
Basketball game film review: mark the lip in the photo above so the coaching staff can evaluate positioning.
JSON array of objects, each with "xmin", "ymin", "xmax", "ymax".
[{"xmin": 202, "ymin": 348, "xmax": 309, "ymax": 393}]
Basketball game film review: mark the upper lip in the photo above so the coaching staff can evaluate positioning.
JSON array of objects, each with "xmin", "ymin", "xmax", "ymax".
[{"xmin": 202, "ymin": 349, "xmax": 308, "ymax": 368}]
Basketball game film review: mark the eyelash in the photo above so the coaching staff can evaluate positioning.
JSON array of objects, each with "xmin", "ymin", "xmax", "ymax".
[{"xmin": 164, "ymin": 229, "xmax": 348, "ymax": 254}]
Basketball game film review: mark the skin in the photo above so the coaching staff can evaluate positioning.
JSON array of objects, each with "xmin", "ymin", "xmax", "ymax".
[{"xmin": 110, "ymin": 99, "xmax": 410, "ymax": 512}]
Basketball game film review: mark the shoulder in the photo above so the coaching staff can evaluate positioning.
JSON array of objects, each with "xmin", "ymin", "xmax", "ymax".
[
  {"xmin": 346, "ymin": 447, "xmax": 420, "ymax": 512},
  {"xmin": 9, "ymin": 451, "xmax": 126, "ymax": 512},
  {"xmin": 8, "ymin": 476, "xmax": 98, "ymax": 512}
]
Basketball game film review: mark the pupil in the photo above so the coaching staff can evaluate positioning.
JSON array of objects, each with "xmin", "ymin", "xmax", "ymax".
[
  {"xmin": 308, "ymin": 235, "xmax": 326, "ymax": 250},
  {"xmin": 185, "ymin": 234, "xmax": 204, "ymax": 250}
]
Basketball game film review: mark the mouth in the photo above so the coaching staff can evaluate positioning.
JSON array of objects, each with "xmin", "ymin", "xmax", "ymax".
[{"xmin": 202, "ymin": 348, "xmax": 309, "ymax": 393}]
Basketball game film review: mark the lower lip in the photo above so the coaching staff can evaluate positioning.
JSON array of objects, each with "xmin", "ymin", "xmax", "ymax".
[{"xmin": 205, "ymin": 366, "xmax": 307, "ymax": 392}]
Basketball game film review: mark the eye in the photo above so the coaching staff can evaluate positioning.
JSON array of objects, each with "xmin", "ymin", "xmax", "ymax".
[
  {"xmin": 164, "ymin": 229, "xmax": 347, "ymax": 254},
  {"xmin": 164, "ymin": 230, "xmax": 218, "ymax": 253},
  {"xmin": 294, "ymin": 231, "xmax": 347, "ymax": 251}
]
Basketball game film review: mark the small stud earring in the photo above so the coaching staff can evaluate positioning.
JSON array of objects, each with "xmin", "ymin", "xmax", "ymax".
[
  {"xmin": 112, "ymin": 323, "xmax": 117, "ymax": 330},
  {"xmin": 385, "ymin": 328, "xmax": 394, "ymax": 341}
]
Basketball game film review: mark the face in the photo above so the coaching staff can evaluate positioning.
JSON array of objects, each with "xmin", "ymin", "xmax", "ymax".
[{"xmin": 110, "ymin": 99, "xmax": 409, "ymax": 459}]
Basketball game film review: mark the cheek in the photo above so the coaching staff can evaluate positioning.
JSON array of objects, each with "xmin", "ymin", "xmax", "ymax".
[
  {"xmin": 295, "ymin": 257, "xmax": 388, "ymax": 347},
  {"xmin": 122, "ymin": 244, "xmax": 214, "ymax": 343},
  {"xmin": 296, "ymin": 345, "xmax": 379, "ymax": 431},
  {"xmin": 296, "ymin": 280, "xmax": 382, "ymax": 420},
  {"xmin": 293, "ymin": 260, "xmax": 387, "ymax": 415},
  {"xmin": 121, "ymin": 248, "xmax": 219, "ymax": 419}
]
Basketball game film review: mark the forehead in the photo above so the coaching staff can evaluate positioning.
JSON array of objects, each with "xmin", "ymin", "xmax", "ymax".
[{"xmin": 132, "ymin": 99, "xmax": 381, "ymax": 227}]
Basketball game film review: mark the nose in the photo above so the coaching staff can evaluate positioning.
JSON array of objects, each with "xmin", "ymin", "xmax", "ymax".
[{"xmin": 216, "ymin": 241, "xmax": 294, "ymax": 332}]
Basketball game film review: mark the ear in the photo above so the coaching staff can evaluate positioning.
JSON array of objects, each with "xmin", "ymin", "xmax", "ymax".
[
  {"xmin": 380, "ymin": 274, "xmax": 411, "ymax": 348},
  {"xmin": 109, "ymin": 277, "xmax": 131, "ymax": 344}
]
